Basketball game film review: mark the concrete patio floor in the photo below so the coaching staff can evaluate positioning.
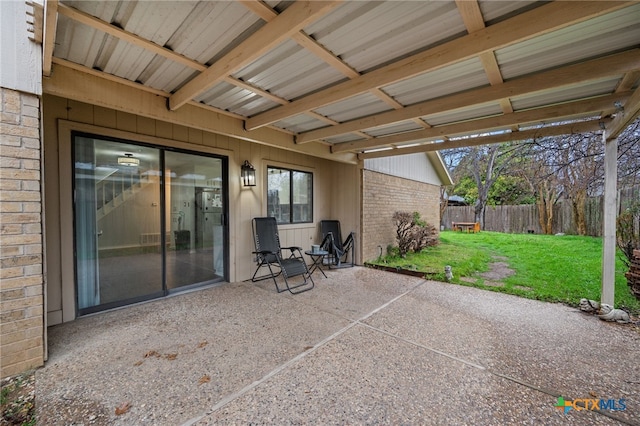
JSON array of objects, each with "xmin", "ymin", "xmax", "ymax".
[{"xmin": 36, "ymin": 267, "xmax": 639, "ymax": 425}]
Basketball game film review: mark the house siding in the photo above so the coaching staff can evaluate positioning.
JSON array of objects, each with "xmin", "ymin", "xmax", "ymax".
[
  {"xmin": 362, "ymin": 169, "xmax": 440, "ymax": 262},
  {"xmin": 1, "ymin": 87, "xmax": 45, "ymax": 378},
  {"xmin": 42, "ymin": 94, "xmax": 361, "ymax": 325}
]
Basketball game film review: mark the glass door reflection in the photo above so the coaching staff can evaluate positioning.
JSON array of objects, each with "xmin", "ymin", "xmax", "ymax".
[
  {"xmin": 74, "ymin": 137, "xmax": 163, "ymax": 313},
  {"xmin": 165, "ymin": 151, "xmax": 225, "ymax": 290}
]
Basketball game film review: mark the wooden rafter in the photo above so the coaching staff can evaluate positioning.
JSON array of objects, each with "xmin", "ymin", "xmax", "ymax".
[
  {"xmin": 456, "ymin": 0, "xmax": 514, "ymax": 119},
  {"xmin": 297, "ymin": 49, "xmax": 640, "ymax": 144},
  {"xmin": 57, "ymin": 3, "xmax": 206, "ymax": 72},
  {"xmin": 332, "ymin": 93, "xmax": 630, "ymax": 153},
  {"xmin": 169, "ymin": 1, "xmax": 342, "ymax": 111},
  {"xmin": 238, "ymin": 0, "xmax": 408, "ymax": 135},
  {"xmin": 358, "ymin": 119, "xmax": 609, "ymax": 160},
  {"xmin": 245, "ymin": 1, "xmax": 632, "ymax": 130},
  {"xmin": 51, "ymin": 57, "xmax": 244, "ymax": 120}
]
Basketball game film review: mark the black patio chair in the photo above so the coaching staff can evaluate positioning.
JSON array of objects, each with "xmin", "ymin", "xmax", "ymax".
[
  {"xmin": 251, "ymin": 217, "xmax": 314, "ymax": 294},
  {"xmin": 320, "ymin": 220, "xmax": 355, "ymax": 268}
]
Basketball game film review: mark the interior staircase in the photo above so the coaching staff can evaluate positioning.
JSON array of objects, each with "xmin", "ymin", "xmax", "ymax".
[{"xmin": 96, "ymin": 170, "xmax": 153, "ymax": 219}]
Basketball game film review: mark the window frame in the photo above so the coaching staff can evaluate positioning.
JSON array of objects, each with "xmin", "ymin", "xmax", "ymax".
[{"xmin": 266, "ymin": 165, "xmax": 313, "ymax": 224}]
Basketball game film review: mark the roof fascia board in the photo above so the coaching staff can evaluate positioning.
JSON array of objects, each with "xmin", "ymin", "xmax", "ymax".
[
  {"xmin": 426, "ymin": 152, "xmax": 453, "ymax": 186},
  {"xmin": 42, "ymin": 0, "xmax": 58, "ymax": 77}
]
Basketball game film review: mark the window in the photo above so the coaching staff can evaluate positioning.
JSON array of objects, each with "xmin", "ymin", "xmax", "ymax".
[{"xmin": 267, "ymin": 166, "xmax": 313, "ymax": 224}]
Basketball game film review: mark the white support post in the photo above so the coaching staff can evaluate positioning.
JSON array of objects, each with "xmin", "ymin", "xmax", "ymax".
[{"xmin": 601, "ymin": 134, "xmax": 617, "ymax": 306}]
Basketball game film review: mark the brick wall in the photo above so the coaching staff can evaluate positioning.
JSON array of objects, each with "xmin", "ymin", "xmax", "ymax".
[
  {"xmin": 362, "ymin": 169, "xmax": 441, "ymax": 262},
  {"xmin": 1, "ymin": 87, "xmax": 44, "ymax": 378}
]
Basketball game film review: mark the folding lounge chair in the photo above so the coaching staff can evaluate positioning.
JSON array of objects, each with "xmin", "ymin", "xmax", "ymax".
[
  {"xmin": 320, "ymin": 220, "xmax": 355, "ymax": 268},
  {"xmin": 251, "ymin": 217, "xmax": 314, "ymax": 294}
]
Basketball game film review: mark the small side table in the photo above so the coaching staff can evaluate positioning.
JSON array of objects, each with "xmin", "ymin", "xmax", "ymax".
[{"xmin": 304, "ymin": 249, "xmax": 329, "ymax": 278}]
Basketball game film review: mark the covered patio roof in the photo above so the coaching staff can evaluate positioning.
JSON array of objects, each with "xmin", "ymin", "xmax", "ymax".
[
  {"xmin": 33, "ymin": 0, "xmax": 640, "ymax": 306},
  {"xmin": 38, "ymin": 0, "xmax": 640, "ymax": 160}
]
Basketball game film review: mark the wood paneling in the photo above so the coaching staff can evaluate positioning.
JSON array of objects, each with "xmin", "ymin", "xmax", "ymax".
[{"xmin": 42, "ymin": 95, "xmax": 361, "ymax": 324}]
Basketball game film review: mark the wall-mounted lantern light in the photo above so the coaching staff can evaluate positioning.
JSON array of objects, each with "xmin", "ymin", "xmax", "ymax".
[{"xmin": 241, "ymin": 160, "xmax": 256, "ymax": 187}]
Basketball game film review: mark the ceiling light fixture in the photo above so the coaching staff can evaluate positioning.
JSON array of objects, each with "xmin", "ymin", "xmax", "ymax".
[{"xmin": 118, "ymin": 153, "xmax": 140, "ymax": 167}]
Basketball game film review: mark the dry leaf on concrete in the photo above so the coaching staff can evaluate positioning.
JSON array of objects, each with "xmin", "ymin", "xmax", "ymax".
[{"xmin": 115, "ymin": 402, "xmax": 131, "ymax": 416}]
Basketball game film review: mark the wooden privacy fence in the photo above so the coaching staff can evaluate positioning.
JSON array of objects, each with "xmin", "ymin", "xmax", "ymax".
[{"xmin": 443, "ymin": 186, "xmax": 639, "ymax": 237}]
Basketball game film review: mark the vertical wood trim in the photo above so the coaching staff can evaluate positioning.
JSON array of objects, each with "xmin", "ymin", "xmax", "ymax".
[
  {"xmin": 601, "ymin": 134, "xmax": 617, "ymax": 306},
  {"xmin": 58, "ymin": 120, "xmax": 76, "ymax": 322}
]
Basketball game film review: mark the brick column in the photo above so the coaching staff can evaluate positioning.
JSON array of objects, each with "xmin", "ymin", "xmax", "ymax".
[{"xmin": 1, "ymin": 87, "xmax": 44, "ymax": 378}]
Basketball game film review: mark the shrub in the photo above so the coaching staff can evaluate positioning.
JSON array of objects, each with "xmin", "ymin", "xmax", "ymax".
[
  {"xmin": 617, "ymin": 198, "xmax": 640, "ymax": 269},
  {"xmin": 393, "ymin": 211, "xmax": 438, "ymax": 257}
]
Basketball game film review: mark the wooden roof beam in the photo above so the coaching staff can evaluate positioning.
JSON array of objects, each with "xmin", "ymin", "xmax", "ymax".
[
  {"xmin": 245, "ymin": 1, "xmax": 633, "ymax": 130},
  {"xmin": 298, "ymin": 49, "xmax": 640, "ymax": 143},
  {"xmin": 238, "ymin": 0, "xmax": 412, "ymax": 132},
  {"xmin": 57, "ymin": 3, "xmax": 207, "ymax": 72},
  {"xmin": 169, "ymin": 1, "xmax": 342, "ymax": 111},
  {"xmin": 358, "ymin": 119, "xmax": 609, "ymax": 160},
  {"xmin": 333, "ymin": 93, "xmax": 630, "ymax": 153},
  {"xmin": 605, "ymin": 84, "xmax": 640, "ymax": 140}
]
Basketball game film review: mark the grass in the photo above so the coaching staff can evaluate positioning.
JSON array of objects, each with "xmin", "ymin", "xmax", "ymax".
[
  {"xmin": 1, "ymin": 371, "xmax": 35, "ymax": 425},
  {"xmin": 368, "ymin": 230, "xmax": 640, "ymax": 315}
]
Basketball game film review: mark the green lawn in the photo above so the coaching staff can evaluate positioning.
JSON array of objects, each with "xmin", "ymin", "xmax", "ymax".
[{"xmin": 367, "ymin": 230, "xmax": 640, "ymax": 314}]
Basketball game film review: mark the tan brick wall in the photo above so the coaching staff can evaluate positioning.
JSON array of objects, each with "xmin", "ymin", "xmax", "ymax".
[
  {"xmin": 362, "ymin": 169, "xmax": 440, "ymax": 262},
  {"xmin": 1, "ymin": 87, "xmax": 44, "ymax": 378}
]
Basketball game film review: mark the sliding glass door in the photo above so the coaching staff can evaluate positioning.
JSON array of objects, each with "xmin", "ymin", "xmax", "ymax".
[
  {"xmin": 165, "ymin": 151, "xmax": 225, "ymax": 290},
  {"xmin": 73, "ymin": 135, "xmax": 227, "ymax": 315}
]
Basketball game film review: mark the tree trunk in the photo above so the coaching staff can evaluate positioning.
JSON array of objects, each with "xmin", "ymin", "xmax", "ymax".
[
  {"xmin": 439, "ymin": 186, "xmax": 449, "ymax": 228},
  {"xmin": 572, "ymin": 189, "xmax": 587, "ymax": 235},
  {"xmin": 537, "ymin": 181, "xmax": 555, "ymax": 234}
]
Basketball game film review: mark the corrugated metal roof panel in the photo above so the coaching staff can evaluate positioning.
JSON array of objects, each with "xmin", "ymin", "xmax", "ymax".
[
  {"xmin": 195, "ymin": 81, "xmax": 280, "ymax": 117},
  {"xmin": 235, "ymin": 39, "xmax": 346, "ymax": 102},
  {"xmin": 314, "ymin": 92, "xmax": 392, "ymax": 123},
  {"xmin": 496, "ymin": 4, "xmax": 640, "ymax": 80},
  {"xmin": 54, "ymin": 15, "xmax": 102, "ymax": 66},
  {"xmin": 478, "ymin": 1, "xmax": 541, "ymax": 25},
  {"xmin": 362, "ymin": 121, "xmax": 423, "ymax": 138},
  {"xmin": 511, "ymin": 77, "xmax": 622, "ymax": 111},
  {"xmin": 137, "ymin": 58, "xmax": 197, "ymax": 93},
  {"xmin": 325, "ymin": 133, "xmax": 366, "ymax": 144},
  {"xmin": 272, "ymin": 114, "xmax": 330, "ymax": 134},
  {"xmin": 383, "ymin": 57, "xmax": 489, "ymax": 106},
  {"xmin": 57, "ymin": 1, "xmax": 263, "ymax": 93},
  {"xmin": 305, "ymin": 1, "xmax": 465, "ymax": 73},
  {"xmin": 162, "ymin": 2, "xmax": 262, "ymax": 65},
  {"xmin": 518, "ymin": 116, "xmax": 599, "ymax": 131},
  {"xmin": 424, "ymin": 103, "xmax": 503, "ymax": 126}
]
